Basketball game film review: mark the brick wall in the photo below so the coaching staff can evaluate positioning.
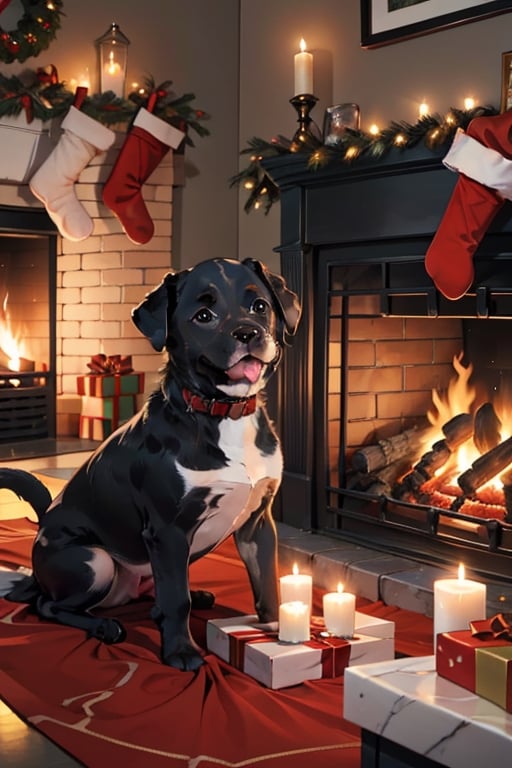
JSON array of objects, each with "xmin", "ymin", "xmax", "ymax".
[
  {"xmin": 0, "ymin": 128, "xmax": 181, "ymax": 435},
  {"xmin": 327, "ymin": 293, "xmax": 464, "ymax": 475}
]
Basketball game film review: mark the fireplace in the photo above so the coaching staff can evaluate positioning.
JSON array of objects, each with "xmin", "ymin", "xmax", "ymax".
[
  {"xmin": 0, "ymin": 206, "xmax": 57, "ymax": 441},
  {"xmin": 0, "ymin": 134, "xmax": 179, "ymax": 448},
  {"xmin": 264, "ymin": 145, "xmax": 512, "ymax": 581}
]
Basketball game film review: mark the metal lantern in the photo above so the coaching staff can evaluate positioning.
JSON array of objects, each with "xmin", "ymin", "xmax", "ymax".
[{"xmin": 96, "ymin": 22, "xmax": 130, "ymax": 97}]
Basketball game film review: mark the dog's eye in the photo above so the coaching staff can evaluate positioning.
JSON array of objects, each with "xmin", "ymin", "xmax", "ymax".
[
  {"xmin": 194, "ymin": 308, "xmax": 215, "ymax": 323},
  {"xmin": 251, "ymin": 298, "xmax": 269, "ymax": 315}
]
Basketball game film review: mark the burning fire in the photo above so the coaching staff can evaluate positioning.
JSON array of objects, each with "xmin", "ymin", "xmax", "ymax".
[
  {"xmin": 0, "ymin": 293, "xmax": 28, "ymax": 372},
  {"xmin": 427, "ymin": 352, "xmax": 476, "ymax": 431},
  {"xmin": 401, "ymin": 351, "xmax": 512, "ymax": 520}
]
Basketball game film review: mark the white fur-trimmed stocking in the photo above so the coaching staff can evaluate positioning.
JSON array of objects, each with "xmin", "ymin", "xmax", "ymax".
[{"xmin": 29, "ymin": 106, "xmax": 115, "ymax": 241}]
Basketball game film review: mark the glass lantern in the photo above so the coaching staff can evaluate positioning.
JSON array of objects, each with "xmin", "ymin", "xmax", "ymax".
[{"xmin": 96, "ymin": 22, "xmax": 130, "ymax": 97}]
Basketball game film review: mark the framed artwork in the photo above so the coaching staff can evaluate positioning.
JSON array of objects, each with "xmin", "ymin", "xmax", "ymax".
[
  {"xmin": 501, "ymin": 50, "xmax": 512, "ymax": 112},
  {"xmin": 361, "ymin": 0, "xmax": 512, "ymax": 49}
]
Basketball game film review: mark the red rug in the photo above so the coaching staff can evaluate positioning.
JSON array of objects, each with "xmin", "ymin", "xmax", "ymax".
[{"xmin": 0, "ymin": 517, "xmax": 433, "ymax": 768}]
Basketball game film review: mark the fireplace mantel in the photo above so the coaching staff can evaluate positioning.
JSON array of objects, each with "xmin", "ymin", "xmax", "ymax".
[{"xmin": 264, "ymin": 147, "xmax": 512, "ymax": 580}]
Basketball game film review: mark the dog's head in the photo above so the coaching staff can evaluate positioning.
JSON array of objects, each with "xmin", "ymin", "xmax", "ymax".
[{"xmin": 132, "ymin": 258, "xmax": 301, "ymax": 400}]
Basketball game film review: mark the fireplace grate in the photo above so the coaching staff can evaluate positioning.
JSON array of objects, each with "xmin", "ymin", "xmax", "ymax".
[{"xmin": 0, "ymin": 379, "xmax": 50, "ymax": 441}]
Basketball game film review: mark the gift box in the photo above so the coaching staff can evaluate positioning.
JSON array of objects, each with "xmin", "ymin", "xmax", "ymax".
[
  {"xmin": 206, "ymin": 613, "xmax": 395, "ymax": 689},
  {"xmin": 436, "ymin": 614, "xmax": 512, "ymax": 700},
  {"xmin": 79, "ymin": 415, "xmax": 115, "ymax": 441},
  {"xmin": 0, "ymin": 113, "xmax": 56, "ymax": 183},
  {"xmin": 475, "ymin": 646, "xmax": 512, "ymax": 713},
  {"xmin": 77, "ymin": 372, "xmax": 145, "ymax": 397},
  {"xmin": 80, "ymin": 394, "xmax": 137, "ymax": 422}
]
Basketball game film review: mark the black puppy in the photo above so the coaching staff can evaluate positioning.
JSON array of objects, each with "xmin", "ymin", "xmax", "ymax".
[{"xmin": 2, "ymin": 258, "xmax": 300, "ymax": 671}]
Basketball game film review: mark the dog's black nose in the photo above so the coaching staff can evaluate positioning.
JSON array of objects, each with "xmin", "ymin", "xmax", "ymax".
[{"xmin": 232, "ymin": 326, "xmax": 260, "ymax": 344}]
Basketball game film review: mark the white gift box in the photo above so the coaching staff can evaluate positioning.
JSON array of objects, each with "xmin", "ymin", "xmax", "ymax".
[
  {"xmin": 0, "ymin": 113, "xmax": 56, "ymax": 183},
  {"xmin": 206, "ymin": 612, "xmax": 395, "ymax": 689}
]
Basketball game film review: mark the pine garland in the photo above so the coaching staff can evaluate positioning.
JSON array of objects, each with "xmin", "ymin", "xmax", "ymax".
[
  {"xmin": 232, "ymin": 105, "xmax": 499, "ymax": 214},
  {"xmin": 0, "ymin": 71, "xmax": 210, "ymax": 142}
]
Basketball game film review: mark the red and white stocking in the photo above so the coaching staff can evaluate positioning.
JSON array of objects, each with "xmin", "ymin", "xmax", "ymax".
[
  {"xmin": 30, "ymin": 106, "xmax": 115, "ymax": 241},
  {"xmin": 425, "ymin": 110, "xmax": 512, "ymax": 300},
  {"xmin": 102, "ymin": 108, "xmax": 185, "ymax": 245}
]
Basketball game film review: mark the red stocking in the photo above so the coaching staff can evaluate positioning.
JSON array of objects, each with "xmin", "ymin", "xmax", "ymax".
[
  {"xmin": 102, "ymin": 108, "xmax": 185, "ymax": 245},
  {"xmin": 425, "ymin": 110, "xmax": 512, "ymax": 300}
]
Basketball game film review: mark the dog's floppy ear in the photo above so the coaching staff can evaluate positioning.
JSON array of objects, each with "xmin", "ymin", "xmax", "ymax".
[
  {"xmin": 131, "ymin": 271, "xmax": 180, "ymax": 351},
  {"xmin": 243, "ymin": 258, "xmax": 301, "ymax": 341}
]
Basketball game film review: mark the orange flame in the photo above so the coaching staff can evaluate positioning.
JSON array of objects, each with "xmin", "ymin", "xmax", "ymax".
[{"xmin": 0, "ymin": 293, "xmax": 27, "ymax": 371}]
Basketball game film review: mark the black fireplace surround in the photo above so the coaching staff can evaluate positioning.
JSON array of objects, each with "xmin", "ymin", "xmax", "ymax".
[
  {"xmin": 0, "ymin": 206, "xmax": 57, "ymax": 442},
  {"xmin": 264, "ymin": 144, "xmax": 512, "ymax": 582}
]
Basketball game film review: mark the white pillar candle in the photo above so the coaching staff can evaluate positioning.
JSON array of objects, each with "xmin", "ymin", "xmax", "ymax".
[
  {"xmin": 433, "ymin": 564, "xmax": 486, "ymax": 644},
  {"xmin": 102, "ymin": 51, "xmax": 124, "ymax": 96},
  {"xmin": 323, "ymin": 583, "xmax": 356, "ymax": 637},
  {"xmin": 294, "ymin": 38, "xmax": 313, "ymax": 96},
  {"xmin": 278, "ymin": 600, "xmax": 310, "ymax": 643},
  {"xmin": 280, "ymin": 563, "xmax": 312, "ymax": 611}
]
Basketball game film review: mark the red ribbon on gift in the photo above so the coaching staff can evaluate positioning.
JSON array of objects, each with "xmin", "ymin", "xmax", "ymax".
[
  {"xmin": 87, "ymin": 354, "xmax": 134, "ymax": 375},
  {"xmin": 470, "ymin": 613, "xmax": 512, "ymax": 641},
  {"xmin": 307, "ymin": 634, "xmax": 352, "ymax": 678},
  {"xmin": 228, "ymin": 629, "xmax": 279, "ymax": 670}
]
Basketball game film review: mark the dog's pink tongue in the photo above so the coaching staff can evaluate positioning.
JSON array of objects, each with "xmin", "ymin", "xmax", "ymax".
[{"xmin": 226, "ymin": 357, "xmax": 262, "ymax": 383}]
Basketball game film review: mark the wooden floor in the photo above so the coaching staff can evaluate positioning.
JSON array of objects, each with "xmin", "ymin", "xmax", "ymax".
[{"xmin": 0, "ymin": 450, "xmax": 91, "ymax": 767}]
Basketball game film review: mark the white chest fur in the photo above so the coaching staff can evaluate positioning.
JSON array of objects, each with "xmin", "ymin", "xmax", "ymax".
[{"xmin": 176, "ymin": 411, "xmax": 282, "ymax": 555}]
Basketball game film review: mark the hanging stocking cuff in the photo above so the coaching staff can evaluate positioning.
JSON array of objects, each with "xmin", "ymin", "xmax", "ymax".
[
  {"xmin": 133, "ymin": 107, "xmax": 186, "ymax": 150},
  {"xmin": 61, "ymin": 106, "xmax": 116, "ymax": 152},
  {"xmin": 443, "ymin": 128, "xmax": 512, "ymax": 201}
]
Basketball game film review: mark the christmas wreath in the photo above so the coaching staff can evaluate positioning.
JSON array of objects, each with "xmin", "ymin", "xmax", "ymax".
[{"xmin": 0, "ymin": 0, "xmax": 63, "ymax": 63}]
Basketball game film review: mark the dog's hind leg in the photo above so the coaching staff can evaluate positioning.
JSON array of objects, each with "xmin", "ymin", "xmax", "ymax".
[
  {"xmin": 32, "ymin": 543, "xmax": 126, "ymax": 644},
  {"xmin": 36, "ymin": 597, "xmax": 126, "ymax": 643}
]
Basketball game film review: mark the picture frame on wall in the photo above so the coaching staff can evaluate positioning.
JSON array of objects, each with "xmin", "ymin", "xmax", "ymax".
[
  {"xmin": 361, "ymin": 0, "xmax": 512, "ymax": 49},
  {"xmin": 501, "ymin": 50, "xmax": 512, "ymax": 112}
]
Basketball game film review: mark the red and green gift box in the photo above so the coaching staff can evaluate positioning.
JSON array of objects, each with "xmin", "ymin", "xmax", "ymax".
[
  {"xmin": 77, "ymin": 354, "xmax": 145, "ymax": 397},
  {"xmin": 77, "ymin": 354, "xmax": 144, "ymax": 439},
  {"xmin": 206, "ymin": 613, "xmax": 394, "ymax": 689},
  {"xmin": 77, "ymin": 373, "xmax": 144, "ymax": 397},
  {"xmin": 436, "ymin": 613, "xmax": 512, "ymax": 712}
]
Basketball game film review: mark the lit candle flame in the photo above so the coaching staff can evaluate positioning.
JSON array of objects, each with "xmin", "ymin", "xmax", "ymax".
[
  {"xmin": 292, "ymin": 562, "xmax": 299, "ymax": 576},
  {"xmin": 337, "ymin": 583, "xmax": 344, "ymax": 594},
  {"xmin": 300, "ymin": 38, "xmax": 307, "ymax": 53},
  {"xmin": 107, "ymin": 50, "xmax": 121, "ymax": 75},
  {"xmin": 458, "ymin": 563, "xmax": 465, "ymax": 581}
]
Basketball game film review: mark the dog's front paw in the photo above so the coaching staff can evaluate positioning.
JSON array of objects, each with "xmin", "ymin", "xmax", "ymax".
[{"xmin": 162, "ymin": 641, "xmax": 205, "ymax": 671}]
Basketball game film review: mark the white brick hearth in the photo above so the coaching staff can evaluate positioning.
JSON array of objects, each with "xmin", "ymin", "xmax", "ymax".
[{"xmin": 0, "ymin": 127, "xmax": 181, "ymax": 435}]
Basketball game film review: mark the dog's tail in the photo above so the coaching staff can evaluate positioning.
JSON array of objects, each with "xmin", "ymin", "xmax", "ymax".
[
  {"xmin": 0, "ymin": 468, "xmax": 52, "ymax": 605},
  {"xmin": 0, "ymin": 468, "xmax": 52, "ymax": 522}
]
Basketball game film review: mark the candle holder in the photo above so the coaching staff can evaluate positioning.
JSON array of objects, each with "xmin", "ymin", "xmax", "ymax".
[
  {"xmin": 96, "ymin": 22, "xmax": 130, "ymax": 97},
  {"xmin": 289, "ymin": 94, "xmax": 322, "ymax": 152}
]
